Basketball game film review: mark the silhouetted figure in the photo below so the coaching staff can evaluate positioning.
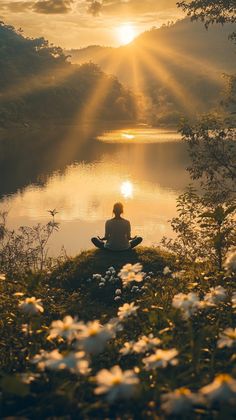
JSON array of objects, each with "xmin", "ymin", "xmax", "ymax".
[{"xmin": 91, "ymin": 202, "xmax": 143, "ymax": 251}]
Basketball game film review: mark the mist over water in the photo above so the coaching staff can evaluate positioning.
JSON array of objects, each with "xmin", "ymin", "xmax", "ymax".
[{"xmin": 0, "ymin": 127, "xmax": 189, "ymax": 255}]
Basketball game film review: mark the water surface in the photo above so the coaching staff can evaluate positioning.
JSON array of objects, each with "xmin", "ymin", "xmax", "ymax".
[{"xmin": 0, "ymin": 127, "xmax": 189, "ymax": 255}]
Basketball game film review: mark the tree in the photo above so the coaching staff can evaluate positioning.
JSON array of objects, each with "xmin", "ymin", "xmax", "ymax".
[
  {"xmin": 162, "ymin": 118, "xmax": 236, "ymax": 271},
  {"xmin": 177, "ymin": 0, "xmax": 236, "ymax": 40},
  {"xmin": 180, "ymin": 116, "xmax": 236, "ymax": 202},
  {"xmin": 177, "ymin": 1, "xmax": 236, "ymax": 26}
]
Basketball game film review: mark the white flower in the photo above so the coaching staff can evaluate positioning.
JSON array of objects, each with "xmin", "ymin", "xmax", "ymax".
[
  {"xmin": 200, "ymin": 374, "xmax": 236, "ymax": 404},
  {"xmin": 76, "ymin": 320, "xmax": 113, "ymax": 354},
  {"xmin": 59, "ymin": 351, "xmax": 90, "ymax": 375},
  {"xmin": 93, "ymin": 274, "xmax": 102, "ymax": 281},
  {"xmin": 118, "ymin": 263, "xmax": 144, "ymax": 287},
  {"xmin": 115, "ymin": 289, "xmax": 122, "ymax": 296},
  {"xmin": 49, "ymin": 315, "xmax": 82, "ymax": 341},
  {"xmin": 94, "ymin": 365, "xmax": 139, "ymax": 403},
  {"xmin": 172, "ymin": 292, "xmax": 200, "ymax": 319},
  {"xmin": 133, "ymin": 334, "xmax": 161, "ymax": 354},
  {"xmin": 0, "ymin": 273, "xmax": 6, "ymax": 281},
  {"xmin": 19, "ymin": 297, "xmax": 44, "ymax": 315},
  {"xmin": 204, "ymin": 286, "xmax": 227, "ymax": 306},
  {"xmin": 161, "ymin": 388, "xmax": 202, "ymax": 415},
  {"xmin": 106, "ymin": 317, "xmax": 123, "ymax": 334},
  {"xmin": 224, "ymin": 249, "xmax": 236, "ymax": 273},
  {"xmin": 163, "ymin": 266, "xmax": 171, "ymax": 275},
  {"xmin": 217, "ymin": 328, "xmax": 236, "ymax": 348},
  {"xmin": 32, "ymin": 349, "xmax": 62, "ymax": 370},
  {"xmin": 232, "ymin": 292, "xmax": 236, "ymax": 310},
  {"xmin": 119, "ymin": 341, "xmax": 135, "ymax": 356},
  {"xmin": 20, "ymin": 372, "xmax": 40, "ymax": 384},
  {"xmin": 118, "ymin": 302, "xmax": 139, "ymax": 319},
  {"xmin": 143, "ymin": 348, "xmax": 178, "ymax": 370},
  {"xmin": 32, "ymin": 349, "xmax": 89, "ymax": 374}
]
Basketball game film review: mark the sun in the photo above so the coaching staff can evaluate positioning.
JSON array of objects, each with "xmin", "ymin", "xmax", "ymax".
[{"xmin": 117, "ymin": 24, "xmax": 136, "ymax": 45}]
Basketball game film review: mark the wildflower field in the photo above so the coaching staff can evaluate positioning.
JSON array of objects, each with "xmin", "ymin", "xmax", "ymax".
[{"xmin": 0, "ymin": 247, "xmax": 235, "ymax": 419}]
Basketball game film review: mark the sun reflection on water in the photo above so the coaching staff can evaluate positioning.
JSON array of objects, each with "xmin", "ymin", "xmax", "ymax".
[{"xmin": 121, "ymin": 133, "xmax": 135, "ymax": 140}]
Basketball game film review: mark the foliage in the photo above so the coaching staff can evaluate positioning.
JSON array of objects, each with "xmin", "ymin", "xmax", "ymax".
[
  {"xmin": 221, "ymin": 74, "xmax": 236, "ymax": 119},
  {"xmin": 162, "ymin": 114, "xmax": 236, "ymax": 269},
  {"xmin": 161, "ymin": 186, "xmax": 236, "ymax": 269},
  {"xmin": 0, "ymin": 210, "xmax": 62, "ymax": 279},
  {"xmin": 0, "ymin": 254, "xmax": 235, "ymax": 418},
  {"xmin": 180, "ymin": 116, "xmax": 236, "ymax": 200},
  {"xmin": 177, "ymin": 0, "xmax": 236, "ymax": 26},
  {"xmin": 0, "ymin": 22, "xmax": 137, "ymax": 127},
  {"xmin": 69, "ymin": 18, "xmax": 236, "ymax": 126},
  {"xmin": 177, "ymin": 0, "xmax": 236, "ymax": 43},
  {"xmin": 50, "ymin": 246, "xmax": 175, "ymax": 290}
]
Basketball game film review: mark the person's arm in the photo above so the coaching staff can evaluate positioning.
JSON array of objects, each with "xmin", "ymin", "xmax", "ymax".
[
  {"xmin": 128, "ymin": 221, "xmax": 137, "ymax": 240},
  {"xmin": 98, "ymin": 221, "xmax": 109, "ymax": 241},
  {"xmin": 127, "ymin": 221, "xmax": 132, "ymax": 240}
]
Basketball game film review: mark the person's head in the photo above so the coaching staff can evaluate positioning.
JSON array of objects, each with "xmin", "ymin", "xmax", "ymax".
[{"xmin": 113, "ymin": 202, "xmax": 124, "ymax": 217}]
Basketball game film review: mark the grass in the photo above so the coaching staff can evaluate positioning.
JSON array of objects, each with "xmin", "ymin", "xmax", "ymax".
[
  {"xmin": 0, "ymin": 246, "xmax": 235, "ymax": 418},
  {"xmin": 50, "ymin": 246, "xmax": 175, "ymax": 290}
]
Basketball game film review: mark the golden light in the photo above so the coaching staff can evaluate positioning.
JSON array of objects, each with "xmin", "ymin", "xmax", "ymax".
[
  {"xmin": 121, "ymin": 132, "xmax": 135, "ymax": 140},
  {"xmin": 121, "ymin": 181, "xmax": 133, "ymax": 198},
  {"xmin": 117, "ymin": 24, "xmax": 136, "ymax": 45}
]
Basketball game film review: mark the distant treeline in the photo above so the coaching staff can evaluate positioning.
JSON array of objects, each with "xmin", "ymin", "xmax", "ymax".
[
  {"xmin": 0, "ymin": 23, "xmax": 137, "ymax": 127},
  {"xmin": 67, "ymin": 19, "xmax": 236, "ymax": 125}
]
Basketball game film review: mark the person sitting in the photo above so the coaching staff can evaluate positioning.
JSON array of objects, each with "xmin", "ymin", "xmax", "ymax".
[{"xmin": 91, "ymin": 202, "xmax": 143, "ymax": 251}]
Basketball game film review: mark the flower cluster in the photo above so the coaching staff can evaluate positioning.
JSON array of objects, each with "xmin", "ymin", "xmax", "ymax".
[
  {"xmin": 117, "ymin": 302, "xmax": 139, "ymax": 319},
  {"xmin": 118, "ymin": 263, "xmax": 145, "ymax": 287},
  {"xmin": 203, "ymin": 286, "xmax": 226, "ymax": 306},
  {"xmin": 48, "ymin": 315, "xmax": 82, "ymax": 341},
  {"xmin": 19, "ymin": 297, "xmax": 44, "ymax": 315},
  {"xmin": 172, "ymin": 286, "xmax": 228, "ymax": 319},
  {"xmin": 75, "ymin": 320, "xmax": 115, "ymax": 354},
  {"xmin": 172, "ymin": 292, "xmax": 200, "ymax": 319},
  {"xmin": 94, "ymin": 365, "xmax": 139, "ymax": 403},
  {"xmin": 120, "ymin": 334, "xmax": 161, "ymax": 356},
  {"xmin": 32, "ymin": 349, "xmax": 89, "ymax": 374},
  {"xmin": 7, "ymin": 260, "xmax": 236, "ymax": 415},
  {"xmin": 92, "ymin": 266, "xmax": 118, "ymax": 288},
  {"xmin": 143, "ymin": 348, "xmax": 178, "ymax": 370}
]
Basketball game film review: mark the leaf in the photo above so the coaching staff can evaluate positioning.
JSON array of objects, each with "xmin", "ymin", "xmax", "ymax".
[
  {"xmin": 225, "ymin": 205, "xmax": 236, "ymax": 217},
  {"xmin": 200, "ymin": 212, "xmax": 214, "ymax": 219}
]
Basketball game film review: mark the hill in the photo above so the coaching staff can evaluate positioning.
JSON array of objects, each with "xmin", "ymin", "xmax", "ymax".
[
  {"xmin": 0, "ymin": 23, "xmax": 136, "ymax": 128},
  {"xmin": 67, "ymin": 19, "xmax": 236, "ymax": 125},
  {"xmin": 1, "ymin": 246, "xmax": 236, "ymax": 418}
]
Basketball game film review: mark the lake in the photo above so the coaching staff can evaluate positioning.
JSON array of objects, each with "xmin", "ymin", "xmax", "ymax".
[{"xmin": 0, "ymin": 126, "xmax": 190, "ymax": 255}]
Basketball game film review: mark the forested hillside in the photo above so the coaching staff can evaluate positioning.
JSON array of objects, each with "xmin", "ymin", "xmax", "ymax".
[
  {"xmin": 0, "ymin": 23, "xmax": 136, "ymax": 127},
  {"xmin": 67, "ymin": 19, "xmax": 236, "ymax": 125}
]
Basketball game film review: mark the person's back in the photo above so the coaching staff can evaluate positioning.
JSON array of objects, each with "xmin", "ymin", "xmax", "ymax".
[
  {"xmin": 105, "ymin": 217, "xmax": 130, "ymax": 251},
  {"xmin": 91, "ymin": 202, "xmax": 143, "ymax": 251}
]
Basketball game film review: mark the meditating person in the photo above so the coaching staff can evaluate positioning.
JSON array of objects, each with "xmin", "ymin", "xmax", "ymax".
[{"xmin": 91, "ymin": 202, "xmax": 143, "ymax": 251}]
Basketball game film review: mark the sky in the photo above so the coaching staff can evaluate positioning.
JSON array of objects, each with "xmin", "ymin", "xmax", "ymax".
[{"xmin": 0, "ymin": 0, "xmax": 183, "ymax": 48}]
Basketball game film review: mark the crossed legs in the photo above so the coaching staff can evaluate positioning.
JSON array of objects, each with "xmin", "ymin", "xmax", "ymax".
[{"xmin": 91, "ymin": 237, "xmax": 143, "ymax": 250}]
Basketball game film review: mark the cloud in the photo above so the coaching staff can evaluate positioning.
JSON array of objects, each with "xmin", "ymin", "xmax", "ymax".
[
  {"xmin": 5, "ymin": 1, "xmax": 34, "ymax": 12},
  {"xmin": 0, "ymin": 0, "xmax": 75, "ymax": 14},
  {"xmin": 87, "ymin": 1, "xmax": 178, "ymax": 16},
  {"xmin": 87, "ymin": 1, "xmax": 102, "ymax": 16},
  {"xmin": 33, "ymin": 0, "xmax": 74, "ymax": 14}
]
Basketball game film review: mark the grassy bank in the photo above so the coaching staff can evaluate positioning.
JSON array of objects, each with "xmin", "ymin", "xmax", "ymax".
[{"xmin": 0, "ymin": 247, "xmax": 235, "ymax": 418}]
